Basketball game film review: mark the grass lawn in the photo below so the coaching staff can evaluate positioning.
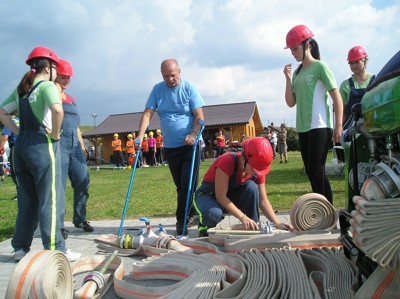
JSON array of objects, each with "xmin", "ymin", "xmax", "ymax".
[{"xmin": 0, "ymin": 151, "xmax": 346, "ymax": 241}]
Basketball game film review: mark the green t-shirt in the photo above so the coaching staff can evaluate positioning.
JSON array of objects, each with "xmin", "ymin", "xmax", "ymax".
[
  {"xmin": 292, "ymin": 60, "xmax": 337, "ymax": 133},
  {"xmin": 1, "ymin": 79, "xmax": 61, "ymax": 130},
  {"xmin": 339, "ymin": 73, "xmax": 374, "ymax": 105}
]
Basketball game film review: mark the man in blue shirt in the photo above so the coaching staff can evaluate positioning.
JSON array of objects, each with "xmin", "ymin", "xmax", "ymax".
[{"xmin": 136, "ymin": 59, "xmax": 205, "ymax": 235}]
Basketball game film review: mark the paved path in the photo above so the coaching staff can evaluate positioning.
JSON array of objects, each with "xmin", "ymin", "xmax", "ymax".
[{"xmin": 0, "ymin": 214, "xmax": 290, "ymax": 298}]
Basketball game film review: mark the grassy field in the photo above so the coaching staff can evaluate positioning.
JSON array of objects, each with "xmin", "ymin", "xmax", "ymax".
[{"xmin": 0, "ymin": 151, "xmax": 346, "ymax": 241}]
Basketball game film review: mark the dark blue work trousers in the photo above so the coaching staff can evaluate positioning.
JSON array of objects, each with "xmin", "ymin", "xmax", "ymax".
[{"xmin": 12, "ymin": 130, "xmax": 66, "ymax": 252}]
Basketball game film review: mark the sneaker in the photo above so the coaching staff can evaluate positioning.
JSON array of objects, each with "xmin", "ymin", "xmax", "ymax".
[
  {"xmin": 75, "ymin": 221, "xmax": 94, "ymax": 232},
  {"xmin": 10, "ymin": 195, "xmax": 18, "ymax": 201},
  {"xmin": 285, "ymin": 160, "xmax": 288, "ymax": 163},
  {"xmin": 65, "ymin": 249, "xmax": 81, "ymax": 262},
  {"xmin": 14, "ymin": 249, "xmax": 27, "ymax": 262},
  {"xmin": 279, "ymin": 161, "xmax": 283, "ymax": 164},
  {"xmin": 187, "ymin": 215, "xmax": 199, "ymax": 227}
]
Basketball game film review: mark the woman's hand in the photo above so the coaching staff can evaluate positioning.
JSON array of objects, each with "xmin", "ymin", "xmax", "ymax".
[
  {"xmin": 240, "ymin": 215, "xmax": 259, "ymax": 231},
  {"xmin": 45, "ymin": 127, "xmax": 61, "ymax": 141},
  {"xmin": 283, "ymin": 63, "xmax": 292, "ymax": 80}
]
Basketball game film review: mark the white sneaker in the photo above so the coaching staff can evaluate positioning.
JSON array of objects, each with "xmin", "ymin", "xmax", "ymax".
[
  {"xmin": 14, "ymin": 249, "xmax": 27, "ymax": 262},
  {"xmin": 65, "ymin": 249, "xmax": 81, "ymax": 262}
]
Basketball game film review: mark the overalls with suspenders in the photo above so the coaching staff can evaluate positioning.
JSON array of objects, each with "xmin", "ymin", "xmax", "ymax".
[
  {"xmin": 60, "ymin": 95, "xmax": 90, "ymax": 226},
  {"xmin": 194, "ymin": 152, "xmax": 260, "ymax": 233},
  {"xmin": 344, "ymin": 75, "xmax": 375, "ymax": 129},
  {"xmin": 11, "ymin": 81, "xmax": 67, "ymax": 252}
]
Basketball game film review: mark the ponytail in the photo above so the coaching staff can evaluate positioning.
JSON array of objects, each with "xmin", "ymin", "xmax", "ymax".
[{"xmin": 17, "ymin": 71, "xmax": 35, "ymax": 97}]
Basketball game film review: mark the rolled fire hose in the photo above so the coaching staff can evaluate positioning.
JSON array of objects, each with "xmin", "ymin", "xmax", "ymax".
[
  {"xmin": 6, "ymin": 250, "xmax": 73, "ymax": 299},
  {"xmin": 6, "ymin": 250, "xmax": 124, "ymax": 299},
  {"xmin": 349, "ymin": 195, "xmax": 400, "ymax": 270},
  {"xmin": 290, "ymin": 192, "xmax": 338, "ymax": 231}
]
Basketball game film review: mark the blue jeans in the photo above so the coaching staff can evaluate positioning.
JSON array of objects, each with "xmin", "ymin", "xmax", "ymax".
[{"xmin": 194, "ymin": 179, "xmax": 260, "ymax": 228}]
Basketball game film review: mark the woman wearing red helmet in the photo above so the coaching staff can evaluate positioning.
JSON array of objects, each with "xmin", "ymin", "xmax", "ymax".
[
  {"xmin": 193, "ymin": 137, "xmax": 294, "ymax": 236},
  {"xmin": 340, "ymin": 46, "xmax": 375, "ymax": 127},
  {"xmin": 0, "ymin": 46, "xmax": 80, "ymax": 262},
  {"xmin": 283, "ymin": 25, "xmax": 343, "ymax": 204},
  {"xmin": 55, "ymin": 59, "xmax": 93, "ymax": 233}
]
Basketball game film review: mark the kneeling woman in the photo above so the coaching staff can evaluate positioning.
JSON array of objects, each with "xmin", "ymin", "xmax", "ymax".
[{"xmin": 194, "ymin": 137, "xmax": 293, "ymax": 236}]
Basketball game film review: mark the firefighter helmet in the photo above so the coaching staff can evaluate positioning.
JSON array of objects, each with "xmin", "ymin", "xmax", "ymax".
[
  {"xmin": 26, "ymin": 46, "xmax": 59, "ymax": 65},
  {"xmin": 347, "ymin": 46, "xmax": 368, "ymax": 62},
  {"xmin": 242, "ymin": 137, "xmax": 273, "ymax": 175},
  {"xmin": 57, "ymin": 59, "xmax": 74, "ymax": 76},
  {"xmin": 284, "ymin": 24, "xmax": 314, "ymax": 49}
]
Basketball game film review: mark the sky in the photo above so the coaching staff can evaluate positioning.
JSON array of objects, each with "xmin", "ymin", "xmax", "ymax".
[{"xmin": 0, "ymin": 0, "xmax": 399, "ymax": 128}]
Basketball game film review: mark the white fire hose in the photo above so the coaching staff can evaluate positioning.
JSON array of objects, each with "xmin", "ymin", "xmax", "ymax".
[
  {"xmin": 290, "ymin": 192, "xmax": 338, "ymax": 231},
  {"xmin": 6, "ymin": 250, "xmax": 73, "ymax": 299}
]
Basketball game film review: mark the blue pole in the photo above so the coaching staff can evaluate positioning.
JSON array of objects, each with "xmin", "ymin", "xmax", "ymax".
[
  {"xmin": 181, "ymin": 120, "xmax": 205, "ymax": 236},
  {"xmin": 118, "ymin": 142, "xmax": 141, "ymax": 236}
]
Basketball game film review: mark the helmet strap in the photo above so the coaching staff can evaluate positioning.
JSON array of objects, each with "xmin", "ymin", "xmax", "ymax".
[{"xmin": 49, "ymin": 60, "xmax": 53, "ymax": 81}]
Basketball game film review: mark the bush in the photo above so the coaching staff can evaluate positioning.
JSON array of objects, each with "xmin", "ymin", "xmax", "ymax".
[{"xmin": 286, "ymin": 127, "xmax": 299, "ymax": 151}]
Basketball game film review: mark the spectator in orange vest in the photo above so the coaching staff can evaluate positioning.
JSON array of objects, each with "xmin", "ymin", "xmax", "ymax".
[
  {"xmin": 126, "ymin": 133, "xmax": 136, "ymax": 167},
  {"xmin": 111, "ymin": 133, "xmax": 125, "ymax": 167}
]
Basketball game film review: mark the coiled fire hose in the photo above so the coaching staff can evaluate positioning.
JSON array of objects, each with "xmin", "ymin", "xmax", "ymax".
[
  {"xmin": 6, "ymin": 250, "xmax": 74, "ymax": 299},
  {"xmin": 6, "ymin": 250, "xmax": 123, "ymax": 299},
  {"xmin": 290, "ymin": 193, "xmax": 338, "ymax": 231}
]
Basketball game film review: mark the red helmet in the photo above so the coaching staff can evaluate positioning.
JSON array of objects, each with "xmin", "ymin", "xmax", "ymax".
[
  {"xmin": 285, "ymin": 24, "xmax": 314, "ymax": 49},
  {"xmin": 26, "ymin": 46, "xmax": 59, "ymax": 65},
  {"xmin": 58, "ymin": 59, "xmax": 74, "ymax": 76},
  {"xmin": 347, "ymin": 46, "xmax": 368, "ymax": 62},
  {"xmin": 242, "ymin": 137, "xmax": 273, "ymax": 176}
]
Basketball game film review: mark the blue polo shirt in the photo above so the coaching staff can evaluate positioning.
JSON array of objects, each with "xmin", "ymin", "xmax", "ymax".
[{"xmin": 146, "ymin": 79, "xmax": 204, "ymax": 148}]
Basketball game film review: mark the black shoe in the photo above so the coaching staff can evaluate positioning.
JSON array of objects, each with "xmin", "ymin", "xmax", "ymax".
[
  {"xmin": 61, "ymin": 228, "xmax": 69, "ymax": 239},
  {"xmin": 198, "ymin": 229, "xmax": 209, "ymax": 237},
  {"xmin": 175, "ymin": 222, "xmax": 188, "ymax": 236},
  {"xmin": 75, "ymin": 221, "xmax": 94, "ymax": 232}
]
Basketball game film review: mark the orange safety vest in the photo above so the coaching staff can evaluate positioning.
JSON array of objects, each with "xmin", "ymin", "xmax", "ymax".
[
  {"xmin": 126, "ymin": 139, "xmax": 135, "ymax": 154},
  {"xmin": 156, "ymin": 135, "xmax": 163, "ymax": 149},
  {"xmin": 112, "ymin": 139, "xmax": 122, "ymax": 151}
]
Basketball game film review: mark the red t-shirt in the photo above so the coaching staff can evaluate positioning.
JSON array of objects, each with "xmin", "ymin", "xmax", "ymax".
[
  {"xmin": 216, "ymin": 134, "xmax": 225, "ymax": 147},
  {"xmin": 203, "ymin": 152, "xmax": 265, "ymax": 184}
]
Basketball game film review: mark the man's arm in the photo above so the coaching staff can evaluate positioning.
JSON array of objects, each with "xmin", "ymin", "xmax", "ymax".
[
  {"xmin": 136, "ymin": 108, "xmax": 154, "ymax": 146},
  {"xmin": 184, "ymin": 107, "xmax": 204, "ymax": 145}
]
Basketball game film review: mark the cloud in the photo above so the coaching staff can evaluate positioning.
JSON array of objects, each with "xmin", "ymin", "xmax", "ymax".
[{"xmin": 0, "ymin": 0, "xmax": 398, "ymax": 127}]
